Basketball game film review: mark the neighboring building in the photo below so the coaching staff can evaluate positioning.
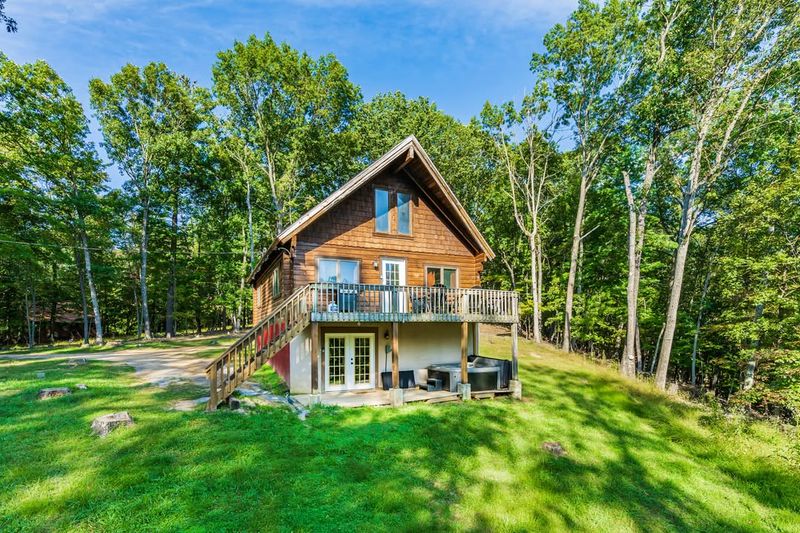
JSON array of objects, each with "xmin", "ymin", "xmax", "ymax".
[{"xmin": 207, "ymin": 136, "xmax": 520, "ymax": 409}]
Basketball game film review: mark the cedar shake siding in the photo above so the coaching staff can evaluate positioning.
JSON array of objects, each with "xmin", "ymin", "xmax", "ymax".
[{"xmin": 293, "ymin": 170, "xmax": 483, "ymax": 289}]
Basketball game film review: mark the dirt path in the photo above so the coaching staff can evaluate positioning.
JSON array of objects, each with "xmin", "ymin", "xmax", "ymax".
[{"xmin": 0, "ymin": 338, "xmax": 232, "ymax": 386}]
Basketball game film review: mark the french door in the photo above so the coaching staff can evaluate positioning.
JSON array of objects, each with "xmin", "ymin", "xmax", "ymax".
[
  {"xmin": 325, "ymin": 333, "xmax": 375, "ymax": 391},
  {"xmin": 381, "ymin": 258, "xmax": 407, "ymax": 312}
]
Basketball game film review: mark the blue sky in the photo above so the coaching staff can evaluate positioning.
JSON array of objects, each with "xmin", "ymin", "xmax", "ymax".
[{"xmin": 1, "ymin": 0, "xmax": 577, "ymax": 186}]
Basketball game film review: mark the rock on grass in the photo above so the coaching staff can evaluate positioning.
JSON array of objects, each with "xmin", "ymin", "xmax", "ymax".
[
  {"xmin": 91, "ymin": 412, "xmax": 134, "ymax": 437},
  {"xmin": 542, "ymin": 441, "xmax": 567, "ymax": 457},
  {"xmin": 38, "ymin": 387, "xmax": 71, "ymax": 400}
]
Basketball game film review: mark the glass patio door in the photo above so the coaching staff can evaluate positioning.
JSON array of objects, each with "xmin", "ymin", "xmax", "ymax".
[
  {"xmin": 381, "ymin": 258, "xmax": 407, "ymax": 312},
  {"xmin": 325, "ymin": 334, "xmax": 374, "ymax": 391}
]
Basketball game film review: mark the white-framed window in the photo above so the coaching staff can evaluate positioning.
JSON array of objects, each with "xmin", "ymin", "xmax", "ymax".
[
  {"xmin": 271, "ymin": 268, "xmax": 280, "ymax": 297},
  {"xmin": 397, "ymin": 192, "xmax": 411, "ymax": 235},
  {"xmin": 318, "ymin": 258, "xmax": 359, "ymax": 283},
  {"xmin": 375, "ymin": 188, "xmax": 390, "ymax": 233},
  {"xmin": 374, "ymin": 187, "xmax": 413, "ymax": 235},
  {"xmin": 426, "ymin": 266, "xmax": 457, "ymax": 288}
]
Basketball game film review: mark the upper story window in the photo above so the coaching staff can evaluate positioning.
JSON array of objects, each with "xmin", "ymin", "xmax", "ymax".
[
  {"xmin": 426, "ymin": 266, "xmax": 457, "ymax": 288},
  {"xmin": 397, "ymin": 192, "xmax": 411, "ymax": 235},
  {"xmin": 271, "ymin": 268, "xmax": 280, "ymax": 297},
  {"xmin": 318, "ymin": 258, "xmax": 359, "ymax": 284},
  {"xmin": 374, "ymin": 187, "xmax": 412, "ymax": 235},
  {"xmin": 375, "ymin": 189, "xmax": 390, "ymax": 233}
]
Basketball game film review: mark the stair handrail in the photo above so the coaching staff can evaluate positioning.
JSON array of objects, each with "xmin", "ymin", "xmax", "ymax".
[{"xmin": 206, "ymin": 284, "xmax": 311, "ymax": 409}]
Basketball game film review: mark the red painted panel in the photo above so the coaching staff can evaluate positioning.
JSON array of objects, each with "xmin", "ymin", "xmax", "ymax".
[
  {"xmin": 256, "ymin": 319, "xmax": 290, "ymax": 387},
  {"xmin": 269, "ymin": 344, "xmax": 291, "ymax": 385}
]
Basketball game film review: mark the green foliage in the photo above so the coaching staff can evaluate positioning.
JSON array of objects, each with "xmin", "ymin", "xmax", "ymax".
[{"xmin": 212, "ymin": 33, "xmax": 362, "ymax": 235}]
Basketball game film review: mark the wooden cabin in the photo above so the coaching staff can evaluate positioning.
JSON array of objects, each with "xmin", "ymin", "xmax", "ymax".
[{"xmin": 206, "ymin": 136, "xmax": 520, "ymax": 409}]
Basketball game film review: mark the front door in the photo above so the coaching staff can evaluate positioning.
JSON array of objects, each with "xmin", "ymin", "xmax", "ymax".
[
  {"xmin": 381, "ymin": 258, "xmax": 407, "ymax": 312},
  {"xmin": 325, "ymin": 333, "xmax": 375, "ymax": 391}
]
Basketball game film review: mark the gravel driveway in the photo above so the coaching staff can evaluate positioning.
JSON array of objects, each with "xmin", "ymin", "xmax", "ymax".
[{"xmin": 0, "ymin": 337, "xmax": 233, "ymax": 386}]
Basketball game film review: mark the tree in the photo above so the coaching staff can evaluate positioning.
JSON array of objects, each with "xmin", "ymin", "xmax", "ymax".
[
  {"xmin": 654, "ymin": 0, "xmax": 800, "ymax": 389},
  {"xmin": 0, "ymin": 55, "xmax": 107, "ymax": 344},
  {"xmin": 90, "ymin": 63, "xmax": 207, "ymax": 339},
  {"xmin": 353, "ymin": 92, "xmax": 493, "ymax": 216},
  {"xmin": 531, "ymin": 0, "xmax": 636, "ymax": 352},
  {"xmin": 212, "ymin": 33, "xmax": 361, "ymax": 243},
  {"xmin": 0, "ymin": 0, "xmax": 17, "ymax": 33},
  {"xmin": 481, "ymin": 97, "xmax": 558, "ymax": 343},
  {"xmin": 157, "ymin": 82, "xmax": 212, "ymax": 338},
  {"xmin": 617, "ymin": 0, "xmax": 686, "ymax": 377}
]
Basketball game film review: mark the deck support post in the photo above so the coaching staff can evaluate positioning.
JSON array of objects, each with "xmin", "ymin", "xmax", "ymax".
[
  {"xmin": 510, "ymin": 322, "xmax": 522, "ymax": 400},
  {"xmin": 311, "ymin": 322, "xmax": 320, "ymax": 393},
  {"xmin": 511, "ymin": 322, "xmax": 519, "ymax": 381},
  {"xmin": 207, "ymin": 367, "xmax": 218, "ymax": 411},
  {"xmin": 460, "ymin": 321, "xmax": 470, "ymax": 401},
  {"xmin": 391, "ymin": 322, "xmax": 399, "ymax": 389}
]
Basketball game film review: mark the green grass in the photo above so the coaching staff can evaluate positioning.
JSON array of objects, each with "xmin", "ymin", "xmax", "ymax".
[{"xmin": 1, "ymin": 331, "xmax": 798, "ymax": 532}]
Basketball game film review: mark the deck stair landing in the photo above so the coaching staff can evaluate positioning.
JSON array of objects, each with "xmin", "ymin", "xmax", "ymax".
[{"xmin": 206, "ymin": 285, "xmax": 311, "ymax": 410}]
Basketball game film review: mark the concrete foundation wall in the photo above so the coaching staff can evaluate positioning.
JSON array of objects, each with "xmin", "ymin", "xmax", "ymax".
[
  {"xmin": 398, "ymin": 322, "xmax": 473, "ymax": 385},
  {"xmin": 289, "ymin": 326, "xmax": 312, "ymax": 393}
]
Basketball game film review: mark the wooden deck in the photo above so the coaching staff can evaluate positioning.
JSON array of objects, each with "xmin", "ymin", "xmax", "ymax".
[
  {"xmin": 206, "ymin": 282, "xmax": 519, "ymax": 410},
  {"xmin": 292, "ymin": 387, "xmax": 510, "ymax": 408},
  {"xmin": 309, "ymin": 283, "xmax": 518, "ymax": 324}
]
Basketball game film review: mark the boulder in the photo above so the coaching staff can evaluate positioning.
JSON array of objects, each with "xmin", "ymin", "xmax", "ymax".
[
  {"xmin": 542, "ymin": 441, "xmax": 567, "ymax": 457},
  {"xmin": 91, "ymin": 412, "xmax": 134, "ymax": 437},
  {"xmin": 38, "ymin": 387, "xmax": 71, "ymax": 400}
]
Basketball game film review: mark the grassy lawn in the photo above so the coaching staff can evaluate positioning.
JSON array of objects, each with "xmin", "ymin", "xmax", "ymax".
[{"xmin": 1, "ymin": 331, "xmax": 798, "ymax": 532}]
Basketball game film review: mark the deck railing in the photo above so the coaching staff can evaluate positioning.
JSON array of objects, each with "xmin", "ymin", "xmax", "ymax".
[
  {"xmin": 309, "ymin": 283, "xmax": 518, "ymax": 324},
  {"xmin": 206, "ymin": 283, "xmax": 518, "ymax": 409},
  {"xmin": 205, "ymin": 284, "xmax": 312, "ymax": 410}
]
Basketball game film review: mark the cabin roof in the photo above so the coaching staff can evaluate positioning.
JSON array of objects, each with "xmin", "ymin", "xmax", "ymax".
[{"xmin": 247, "ymin": 135, "xmax": 494, "ymax": 283}]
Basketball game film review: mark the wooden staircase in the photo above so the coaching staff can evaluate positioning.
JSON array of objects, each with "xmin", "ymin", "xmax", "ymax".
[{"xmin": 206, "ymin": 285, "xmax": 312, "ymax": 410}]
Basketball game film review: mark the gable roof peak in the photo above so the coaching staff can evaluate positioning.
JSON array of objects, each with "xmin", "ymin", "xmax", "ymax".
[{"xmin": 248, "ymin": 136, "xmax": 494, "ymax": 282}]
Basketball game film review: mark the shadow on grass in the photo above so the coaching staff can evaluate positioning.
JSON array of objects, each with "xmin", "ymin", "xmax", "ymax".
[{"xmin": 0, "ymin": 353, "xmax": 798, "ymax": 532}]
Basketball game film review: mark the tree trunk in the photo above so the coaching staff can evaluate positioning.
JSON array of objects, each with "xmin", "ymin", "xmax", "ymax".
[
  {"xmin": 166, "ymin": 198, "xmax": 178, "ymax": 339},
  {"xmin": 140, "ymin": 199, "xmax": 152, "ymax": 339},
  {"xmin": 80, "ymin": 226, "xmax": 103, "ymax": 344},
  {"xmin": 234, "ymin": 227, "xmax": 248, "ymax": 334},
  {"xmin": 563, "ymin": 176, "xmax": 589, "ymax": 352},
  {"xmin": 246, "ymin": 179, "xmax": 255, "ymax": 269},
  {"xmin": 75, "ymin": 248, "xmax": 89, "ymax": 345},
  {"xmin": 651, "ymin": 323, "xmax": 665, "ymax": 375},
  {"xmin": 655, "ymin": 205, "xmax": 693, "ymax": 389},
  {"xmin": 622, "ymin": 172, "xmax": 638, "ymax": 377},
  {"xmin": 537, "ymin": 233, "xmax": 543, "ymax": 334},
  {"xmin": 49, "ymin": 264, "xmax": 57, "ymax": 344},
  {"xmin": 691, "ymin": 264, "xmax": 712, "ymax": 388},
  {"xmin": 24, "ymin": 285, "xmax": 36, "ymax": 349},
  {"xmin": 530, "ymin": 234, "xmax": 542, "ymax": 343},
  {"xmin": 742, "ymin": 303, "xmax": 763, "ymax": 391}
]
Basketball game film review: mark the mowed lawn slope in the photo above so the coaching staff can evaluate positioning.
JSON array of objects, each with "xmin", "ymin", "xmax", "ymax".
[{"xmin": 1, "ymin": 329, "xmax": 798, "ymax": 532}]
